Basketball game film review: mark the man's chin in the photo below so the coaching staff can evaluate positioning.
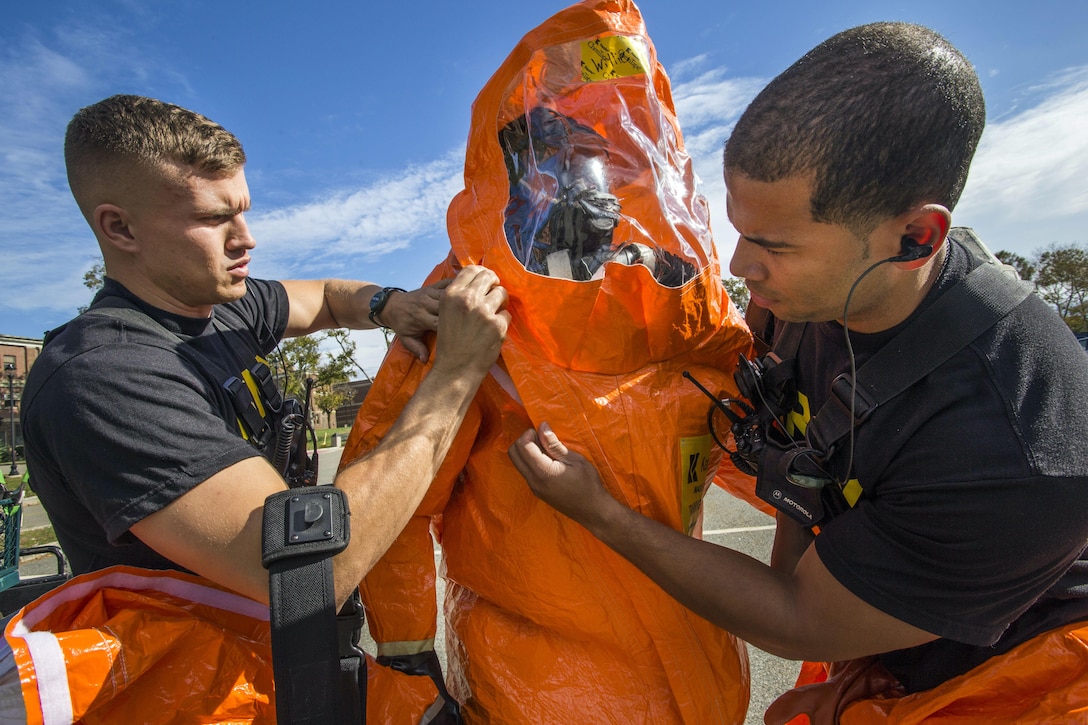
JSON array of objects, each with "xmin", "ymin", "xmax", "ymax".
[
  {"xmin": 751, "ymin": 300, "xmax": 809, "ymax": 324},
  {"xmin": 219, "ymin": 279, "xmax": 248, "ymax": 302}
]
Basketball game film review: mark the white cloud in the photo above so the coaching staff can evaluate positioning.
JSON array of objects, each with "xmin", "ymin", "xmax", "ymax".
[
  {"xmin": 671, "ymin": 68, "xmax": 764, "ymax": 133},
  {"xmin": 247, "ymin": 150, "xmax": 466, "ymax": 279},
  {"xmin": 0, "ymin": 32, "xmax": 111, "ymax": 316},
  {"xmin": 0, "ymin": 37, "xmax": 89, "ymax": 212},
  {"xmin": 2, "ymin": 37, "xmax": 91, "ymax": 105},
  {"xmin": 2, "ymin": 249, "xmax": 100, "ymax": 316},
  {"xmin": 668, "ymin": 54, "xmax": 711, "ymax": 82},
  {"xmin": 953, "ymin": 66, "xmax": 1088, "ymax": 256},
  {"xmin": 0, "ymin": 16, "xmax": 186, "ymax": 320}
]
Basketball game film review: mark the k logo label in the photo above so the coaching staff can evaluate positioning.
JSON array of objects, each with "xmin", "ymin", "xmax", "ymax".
[{"xmin": 687, "ymin": 452, "xmax": 701, "ymax": 485}]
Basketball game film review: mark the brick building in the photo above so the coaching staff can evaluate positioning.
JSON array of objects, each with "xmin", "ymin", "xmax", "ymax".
[
  {"xmin": 333, "ymin": 379, "xmax": 372, "ymax": 430},
  {"xmin": 0, "ymin": 335, "xmax": 42, "ymax": 463}
]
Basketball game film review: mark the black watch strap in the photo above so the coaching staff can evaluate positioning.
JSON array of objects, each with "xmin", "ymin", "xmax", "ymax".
[
  {"xmin": 262, "ymin": 487, "xmax": 352, "ymax": 723},
  {"xmin": 368, "ymin": 286, "xmax": 407, "ymax": 328}
]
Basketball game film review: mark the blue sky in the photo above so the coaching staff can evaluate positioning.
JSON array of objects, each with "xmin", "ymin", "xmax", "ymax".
[{"xmin": 2, "ymin": 0, "xmax": 1086, "ymax": 375}]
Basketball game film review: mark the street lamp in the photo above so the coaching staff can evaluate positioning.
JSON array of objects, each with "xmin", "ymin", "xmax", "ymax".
[{"xmin": 4, "ymin": 363, "xmax": 18, "ymax": 477}]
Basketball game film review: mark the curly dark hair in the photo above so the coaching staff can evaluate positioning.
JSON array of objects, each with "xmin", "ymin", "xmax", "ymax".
[{"xmin": 724, "ymin": 22, "xmax": 985, "ymax": 235}]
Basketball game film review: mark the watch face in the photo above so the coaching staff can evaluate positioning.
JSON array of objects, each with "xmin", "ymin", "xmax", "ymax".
[
  {"xmin": 369, "ymin": 289, "xmax": 388, "ymax": 313},
  {"xmin": 369, "ymin": 287, "xmax": 404, "ymax": 326}
]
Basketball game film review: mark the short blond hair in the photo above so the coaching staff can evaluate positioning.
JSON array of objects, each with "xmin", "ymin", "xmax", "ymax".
[{"xmin": 65, "ymin": 94, "xmax": 246, "ymax": 213}]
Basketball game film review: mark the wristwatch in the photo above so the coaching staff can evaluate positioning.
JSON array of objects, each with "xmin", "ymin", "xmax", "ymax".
[{"xmin": 368, "ymin": 286, "xmax": 406, "ymax": 328}]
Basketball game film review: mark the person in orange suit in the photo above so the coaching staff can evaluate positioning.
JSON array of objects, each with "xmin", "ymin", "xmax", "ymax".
[{"xmin": 340, "ymin": 1, "xmax": 756, "ymax": 722}]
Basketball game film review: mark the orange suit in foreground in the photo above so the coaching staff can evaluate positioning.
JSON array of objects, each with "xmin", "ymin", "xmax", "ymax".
[
  {"xmin": 764, "ymin": 621, "xmax": 1088, "ymax": 724},
  {"xmin": 340, "ymin": 1, "xmax": 756, "ymax": 722},
  {"xmin": 3, "ymin": 566, "xmax": 442, "ymax": 724}
]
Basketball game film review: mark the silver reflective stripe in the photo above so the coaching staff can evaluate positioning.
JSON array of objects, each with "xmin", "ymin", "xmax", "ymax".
[
  {"xmin": 23, "ymin": 631, "xmax": 72, "ymax": 725},
  {"xmin": 375, "ymin": 637, "xmax": 436, "ymax": 657}
]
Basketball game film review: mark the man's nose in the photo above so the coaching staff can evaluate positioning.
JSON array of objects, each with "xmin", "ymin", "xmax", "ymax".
[
  {"xmin": 230, "ymin": 214, "xmax": 256, "ymax": 249},
  {"xmin": 728, "ymin": 237, "xmax": 764, "ymax": 281}
]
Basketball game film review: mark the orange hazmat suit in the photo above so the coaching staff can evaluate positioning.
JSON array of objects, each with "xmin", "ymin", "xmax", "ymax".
[
  {"xmin": 341, "ymin": 1, "xmax": 755, "ymax": 722},
  {"xmin": 763, "ymin": 620, "xmax": 1088, "ymax": 723},
  {"xmin": 3, "ymin": 566, "xmax": 443, "ymax": 723}
]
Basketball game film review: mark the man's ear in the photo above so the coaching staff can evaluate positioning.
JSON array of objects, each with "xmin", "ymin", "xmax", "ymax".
[
  {"xmin": 93, "ymin": 204, "xmax": 139, "ymax": 253},
  {"xmin": 896, "ymin": 204, "xmax": 951, "ymax": 270}
]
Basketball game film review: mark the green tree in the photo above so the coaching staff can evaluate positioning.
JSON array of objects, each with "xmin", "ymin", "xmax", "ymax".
[
  {"xmin": 274, "ymin": 336, "xmax": 323, "ymax": 401},
  {"xmin": 313, "ymin": 386, "xmax": 350, "ymax": 426},
  {"xmin": 272, "ymin": 332, "xmax": 359, "ymax": 425},
  {"xmin": 274, "ymin": 334, "xmax": 357, "ymax": 399},
  {"xmin": 306, "ymin": 330, "xmax": 361, "ymax": 426},
  {"xmin": 1033, "ymin": 242, "xmax": 1088, "ymax": 333},
  {"xmin": 79, "ymin": 259, "xmax": 107, "ymax": 313},
  {"xmin": 723, "ymin": 277, "xmax": 750, "ymax": 315},
  {"xmin": 326, "ymin": 328, "xmax": 373, "ymax": 382}
]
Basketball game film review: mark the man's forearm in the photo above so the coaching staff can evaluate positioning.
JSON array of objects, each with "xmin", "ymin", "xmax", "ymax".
[
  {"xmin": 330, "ymin": 365, "xmax": 479, "ymax": 605},
  {"xmin": 281, "ymin": 279, "xmax": 379, "ymax": 336},
  {"xmin": 322, "ymin": 279, "xmax": 380, "ymax": 330},
  {"xmin": 573, "ymin": 495, "xmax": 937, "ymax": 661},
  {"xmin": 581, "ymin": 499, "xmax": 810, "ymax": 658}
]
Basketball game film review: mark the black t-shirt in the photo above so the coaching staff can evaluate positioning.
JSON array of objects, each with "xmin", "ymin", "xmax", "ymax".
[
  {"xmin": 769, "ymin": 241, "xmax": 1088, "ymax": 691},
  {"xmin": 21, "ymin": 278, "xmax": 290, "ymax": 574}
]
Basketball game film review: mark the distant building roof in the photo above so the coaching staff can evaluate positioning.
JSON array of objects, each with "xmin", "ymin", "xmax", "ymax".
[{"xmin": 0, "ymin": 335, "xmax": 44, "ymax": 347}]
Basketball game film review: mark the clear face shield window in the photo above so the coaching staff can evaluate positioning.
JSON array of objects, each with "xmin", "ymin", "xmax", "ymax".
[{"xmin": 499, "ymin": 106, "xmax": 695, "ymax": 287}]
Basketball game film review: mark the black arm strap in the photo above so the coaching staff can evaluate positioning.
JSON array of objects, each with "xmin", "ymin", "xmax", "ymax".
[{"xmin": 262, "ymin": 486, "xmax": 361, "ymax": 724}]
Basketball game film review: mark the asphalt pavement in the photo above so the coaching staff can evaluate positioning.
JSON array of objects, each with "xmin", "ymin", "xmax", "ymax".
[{"xmin": 17, "ymin": 446, "xmax": 798, "ymax": 724}]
